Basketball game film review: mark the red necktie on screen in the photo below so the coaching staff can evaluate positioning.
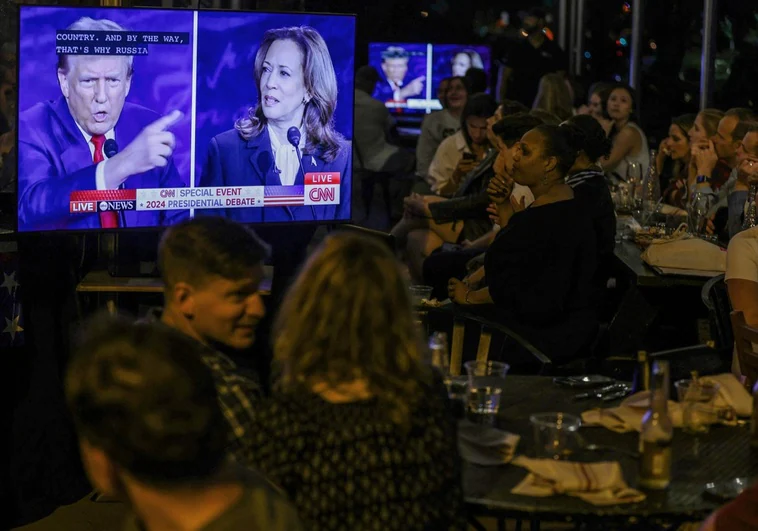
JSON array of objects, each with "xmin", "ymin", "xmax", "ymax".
[{"xmin": 90, "ymin": 134, "xmax": 119, "ymax": 228}]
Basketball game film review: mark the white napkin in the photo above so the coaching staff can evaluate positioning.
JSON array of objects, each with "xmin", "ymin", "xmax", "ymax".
[
  {"xmin": 581, "ymin": 394, "xmax": 683, "ymax": 433},
  {"xmin": 457, "ymin": 420, "xmax": 520, "ymax": 466},
  {"xmin": 511, "ymin": 456, "xmax": 646, "ymax": 506},
  {"xmin": 704, "ymin": 373, "xmax": 753, "ymax": 418},
  {"xmin": 582, "ymin": 373, "xmax": 751, "ymax": 433}
]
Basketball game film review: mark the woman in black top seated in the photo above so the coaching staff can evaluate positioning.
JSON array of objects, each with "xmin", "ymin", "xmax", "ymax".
[
  {"xmin": 247, "ymin": 233, "xmax": 464, "ymax": 531},
  {"xmin": 562, "ymin": 114, "xmax": 616, "ymax": 293},
  {"xmin": 447, "ymin": 123, "xmax": 597, "ymax": 365}
]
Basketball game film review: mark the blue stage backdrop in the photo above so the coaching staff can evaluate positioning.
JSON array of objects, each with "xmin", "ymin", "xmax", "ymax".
[
  {"xmin": 194, "ymin": 12, "xmax": 356, "ymax": 182},
  {"xmin": 18, "ymin": 6, "xmax": 195, "ymax": 185}
]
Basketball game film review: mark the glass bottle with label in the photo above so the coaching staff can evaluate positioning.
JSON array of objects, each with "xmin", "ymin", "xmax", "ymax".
[
  {"xmin": 688, "ymin": 190, "xmax": 712, "ymax": 236},
  {"xmin": 639, "ymin": 360, "xmax": 673, "ymax": 489},
  {"xmin": 642, "ymin": 149, "xmax": 661, "ymax": 215},
  {"xmin": 429, "ymin": 332, "xmax": 449, "ymax": 372}
]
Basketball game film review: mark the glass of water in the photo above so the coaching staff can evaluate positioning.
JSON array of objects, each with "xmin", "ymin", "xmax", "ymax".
[
  {"xmin": 626, "ymin": 162, "xmax": 643, "ymax": 208},
  {"xmin": 464, "ymin": 360, "xmax": 509, "ymax": 424},
  {"xmin": 675, "ymin": 379, "xmax": 720, "ymax": 434},
  {"xmin": 530, "ymin": 412, "xmax": 582, "ymax": 460}
]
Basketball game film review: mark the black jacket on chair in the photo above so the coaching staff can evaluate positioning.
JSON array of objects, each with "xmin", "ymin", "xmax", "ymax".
[{"xmin": 428, "ymin": 149, "xmax": 497, "ymax": 225}]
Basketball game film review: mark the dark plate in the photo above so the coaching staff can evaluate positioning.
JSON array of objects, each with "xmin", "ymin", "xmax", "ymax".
[
  {"xmin": 553, "ymin": 375, "xmax": 615, "ymax": 388},
  {"xmin": 703, "ymin": 478, "xmax": 751, "ymax": 501}
]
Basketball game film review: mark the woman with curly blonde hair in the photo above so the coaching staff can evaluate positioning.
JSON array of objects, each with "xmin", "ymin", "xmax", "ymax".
[{"xmin": 245, "ymin": 232, "xmax": 464, "ymax": 530}]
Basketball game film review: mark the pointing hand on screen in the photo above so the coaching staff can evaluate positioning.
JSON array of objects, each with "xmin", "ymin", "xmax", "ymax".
[
  {"xmin": 398, "ymin": 76, "xmax": 425, "ymax": 100},
  {"xmin": 103, "ymin": 110, "xmax": 183, "ymax": 189}
]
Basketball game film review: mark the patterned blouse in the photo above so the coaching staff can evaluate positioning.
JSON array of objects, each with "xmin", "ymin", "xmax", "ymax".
[
  {"xmin": 143, "ymin": 309, "xmax": 263, "ymax": 465},
  {"xmin": 246, "ymin": 378, "xmax": 465, "ymax": 530}
]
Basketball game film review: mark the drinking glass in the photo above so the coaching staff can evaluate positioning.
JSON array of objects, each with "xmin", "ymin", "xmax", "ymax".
[
  {"xmin": 530, "ymin": 412, "xmax": 582, "ymax": 460},
  {"xmin": 627, "ymin": 162, "xmax": 642, "ymax": 207},
  {"xmin": 617, "ymin": 182, "xmax": 632, "ymax": 211},
  {"xmin": 675, "ymin": 379, "xmax": 720, "ymax": 434},
  {"xmin": 465, "ymin": 361, "xmax": 509, "ymax": 424},
  {"xmin": 409, "ymin": 285, "xmax": 433, "ymax": 306}
]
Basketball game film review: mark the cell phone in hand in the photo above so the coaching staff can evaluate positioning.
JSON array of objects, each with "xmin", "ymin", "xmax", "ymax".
[{"xmin": 440, "ymin": 242, "xmax": 463, "ymax": 253}]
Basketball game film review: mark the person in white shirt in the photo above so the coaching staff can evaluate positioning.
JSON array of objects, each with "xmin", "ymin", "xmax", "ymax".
[
  {"xmin": 414, "ymin": 76, "xmax": 469, "ymax": 190},
  {"xmin": 601, "ymin": 84, "xmax": 649, "ymax": 180},
  {"xmin": 426, "ymin": 93, "xmax": 498, "ymax": 195},
  {"xmin": 726, "ymin": 156, "xmax": 758, "ymax": 375}
]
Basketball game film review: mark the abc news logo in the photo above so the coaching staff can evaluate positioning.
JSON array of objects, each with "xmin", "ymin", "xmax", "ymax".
[{"xmin": 70, "ymin": 200, "xmax": 136, "ymax": 213}]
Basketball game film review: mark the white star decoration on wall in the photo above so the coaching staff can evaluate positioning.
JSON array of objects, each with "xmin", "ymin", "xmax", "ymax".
[
  {"xmin": 3, "ymin": 315, "xmax": 23, "ymax": 341},
  {"xmin": 1, "ymin": 271, "xmax": 19, "ymax": 296}
]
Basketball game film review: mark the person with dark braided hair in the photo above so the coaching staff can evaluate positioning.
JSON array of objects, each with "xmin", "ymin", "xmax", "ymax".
[{"xmin": 448, "ymin": 123, "xmax": 598, "ymax": 365}]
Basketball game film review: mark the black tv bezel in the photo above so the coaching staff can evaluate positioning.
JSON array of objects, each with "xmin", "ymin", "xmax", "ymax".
[{"xmin": 15, "ymin": 3, "xmax": 358, "ymax": 235}]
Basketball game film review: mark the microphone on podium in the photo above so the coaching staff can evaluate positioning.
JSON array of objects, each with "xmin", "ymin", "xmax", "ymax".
[
  {"xmin": 104, "ymin": 139, "xmax": 119, "ymax": 159},
  {"xmin": 287, "ymin": 127, "xmax": 316, "ymax": 218},
  {"xmin": 103, "ymin": 139, "xmax": 126, "ymax": 224}
]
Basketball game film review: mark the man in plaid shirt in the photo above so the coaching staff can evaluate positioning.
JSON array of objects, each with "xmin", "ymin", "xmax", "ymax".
[{"xmin": 152, "ymin": 216, "xmax": 269, "ymax": 463}]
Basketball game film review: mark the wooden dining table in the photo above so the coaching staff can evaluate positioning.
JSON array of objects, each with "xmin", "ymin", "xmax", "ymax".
[{"xmin": 462, "ymin": 375, "xmax": 758, "ymax": 527}]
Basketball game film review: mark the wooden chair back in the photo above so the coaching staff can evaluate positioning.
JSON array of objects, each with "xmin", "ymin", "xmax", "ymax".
[{"xmin": 730, "ymin": 310, "xmax": 758, "ymax": 389}]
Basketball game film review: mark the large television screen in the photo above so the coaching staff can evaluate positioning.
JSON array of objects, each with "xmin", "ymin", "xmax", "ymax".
[
  {"xmin": 17, "ymin": 6, "xmax": 356, "ymax": 232},
  {"xmin": 368, "ymin": 42, "xmax": 491, "ymax": 114}
]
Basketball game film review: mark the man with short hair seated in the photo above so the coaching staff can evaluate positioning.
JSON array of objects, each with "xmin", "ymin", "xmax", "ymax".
[
  {"xmin": 154, "ymin": 216, "xmax": 269, "ymax": 462},
  {"xmin": 66, "ymin": 316, "xmax": 303, "ymax": 530}
]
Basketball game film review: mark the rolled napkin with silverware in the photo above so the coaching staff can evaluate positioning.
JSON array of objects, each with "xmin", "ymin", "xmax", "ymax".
[
  {"xmin": 582, "ymin": 373, "xmax": 751, "ymax": 432},
  {"xmin": 457, "ymin": 419, "xmax": 520, "ymax": 466},
  {"xmin": 703, "ymin": 373, "xmax": 753, "ymax": 417},
  {"xmin": 511, "ymin": 456, "xmax": 646, "ymax": 506},
  {"xmin": 582, "ymin": 395, "xmax": 684, "ymax": 433}
]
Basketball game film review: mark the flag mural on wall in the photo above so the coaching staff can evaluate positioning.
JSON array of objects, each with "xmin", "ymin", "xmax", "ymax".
[{"xmin": 0, "ymin": 242, "xmax": 23, "ymax": 347}]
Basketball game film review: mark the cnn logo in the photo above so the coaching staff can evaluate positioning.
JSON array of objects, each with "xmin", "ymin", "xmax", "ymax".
[{"xmin": 305, "ymin": 185, "xmax": 339, "ymax": 205}]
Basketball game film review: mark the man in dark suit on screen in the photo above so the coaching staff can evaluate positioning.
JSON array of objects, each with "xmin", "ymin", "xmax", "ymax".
[
  {"xmin": 374, "ymin": 46, "xmax": 425, "ymax": 104},
  {"xmin": 17, "ymin": 17, "xmax": 188, "ymax": 232}
]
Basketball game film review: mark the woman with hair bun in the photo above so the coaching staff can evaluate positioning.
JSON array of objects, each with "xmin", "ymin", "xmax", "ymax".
[
  {"xmin": 563, "ymin": 114, "xmax": 616, "ymax": 289},
  {"xmin": 448, "ymin": 124, "xmax": 598, "ymax": 365}
]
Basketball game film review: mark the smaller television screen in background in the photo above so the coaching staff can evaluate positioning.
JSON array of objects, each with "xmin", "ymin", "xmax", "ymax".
[{"xmin": 368, "ymin": 42, "xmax": 491, "ymax": 114}]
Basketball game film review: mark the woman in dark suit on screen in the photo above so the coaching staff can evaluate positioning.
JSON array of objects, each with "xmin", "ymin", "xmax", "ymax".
[{"xmin": 200, "ymin": 26, "xmax": 351, "ymax": 223}]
